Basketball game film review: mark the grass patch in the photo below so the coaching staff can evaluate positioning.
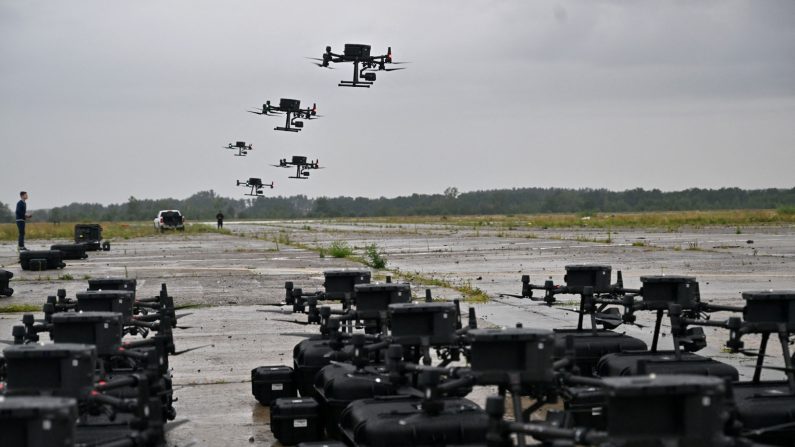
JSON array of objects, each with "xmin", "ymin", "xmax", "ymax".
[
  {"xmin": 0, "ymin": 222, "xmax": 230, "ymax": 242},
  {"xmin": 58, "ymin": 274, "xmax": 74, "ymax": 281},
  {"xmin": 363, "ymin": 243, "xmax": 387, "ymax": 269},
  {"xmin": 327, "ymin": 241, "xmax": 353, "ymax": 258},
  {"xmin": 0, "ymin": 304, "xmax": 41, "ymax": 313},
  {"xmin": 340, "ymin": 209, "xmax": 795, "ymax": 230}
]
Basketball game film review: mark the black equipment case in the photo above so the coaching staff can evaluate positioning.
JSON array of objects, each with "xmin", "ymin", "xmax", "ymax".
[
  {"xmin": 20, "ymin": 250, "xmax": 66, "ymax": 271},
  {"xmin": 251, "ymin": 365, "xmax": 296, "ymax": 406},
  {"xmin": 74, "ymin": 224, "xmax": 102, "ymax": 251},
  {"xmin": 50, "ymin": 243, "xmax": 88, "ymax": 260},
  {"xmin": 597, "ymin": 351, "xmax": 739, "ymax": 380},
  {"xmin": 0, "ymin": 268, "xmax": 13, "ymax": 297},
  {"xmin": 270, "ymin": 397, "xmax": 323, "ymax": 445},
  {"xmin": 554, "ymin": 329, "xmax": 648, "ymax": 377}
]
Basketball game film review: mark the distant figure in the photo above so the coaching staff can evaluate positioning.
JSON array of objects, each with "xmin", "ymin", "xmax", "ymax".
[
  {"xmin": 16, "ymin": 191, "xmax": 31, "ymax": 251},
  {"xmin": 216, "ymin": 211, "xmax": 224, "ymax": 229}
]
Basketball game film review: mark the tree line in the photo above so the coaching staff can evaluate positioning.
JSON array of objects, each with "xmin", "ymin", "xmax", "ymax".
[{"xmin": 3, "ymin": 187, "xmax": 795, "ymax": 222}]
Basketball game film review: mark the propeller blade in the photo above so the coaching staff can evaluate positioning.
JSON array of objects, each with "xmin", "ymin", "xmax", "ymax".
[
  {"xmin": 164, "ymin": 419, "xmax": 192, "ymax": 433},
  {"xmin": 175, "ymin": 312, "xmax": 193, "ymax": 320},
  {"xmin": 256, "ymin": 308, "xmax": 292, "ymax": 314},
  {"xmin": 173, "ymin": 344, "xmax": 212, "ymax": 356},
  {"xmin": 247, "ymin": 110, "xmax": 264, "ymax": 115},
  {"xmin": 390, "ymin": 61, "xmax": 411, "ymax": 65},
  {"xmin": 382, "ymin": 67, "xmax": 406, "ymax": 72},
  {"xmin": 305, "ymin": 57, "xmax": 324, "ymax": 62},
  {"xmin": 271, "ymin": 318, "xmax": 312, "ymax": 326},
  {"xmin": 175, "ymin": 326, "xmax": 193, "ymax": 330},
  {"xmin": 498, "ymin": 293, "xmax": 525, "ymax": 298},
  {"xmin": 279, "ymin": 332, "xmax": 316, "ymax": 338},
  {"xmin": 760, "ymin": 365, "xmax": 795, "ymax": 373}
]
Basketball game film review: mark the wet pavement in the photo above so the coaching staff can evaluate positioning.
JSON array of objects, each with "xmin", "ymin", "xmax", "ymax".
[{"xmin": 1, "ymin": 221, "xmax": 794, "ymax": 445}]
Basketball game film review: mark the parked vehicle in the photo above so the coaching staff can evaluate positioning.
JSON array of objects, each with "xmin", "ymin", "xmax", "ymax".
[{"xmin": 153, "ymin": 210, "xmax": 185, "ymax": 232}]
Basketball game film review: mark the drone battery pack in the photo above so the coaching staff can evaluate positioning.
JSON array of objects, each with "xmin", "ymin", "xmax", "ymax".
[
  {"xmin": 597, "ymin": 351, "xmax": 739, "ymax": 380},
  {"xmin": 20, "ymin": 250, "xmax": 66, "ymax": 271},
  {"xmin": 564, "ymin": 264, "xmax": 612, "ymax": 293},
  {"xmin": 251, "ymin": 365, "xmax": 296, "ymax": 406},
  {"xmin": 742, "ymin": 291, "xmax": 795, "ymax": 330},
  {"xmin": 293, "ymin": 338, "xmax": 335, "ymax": 397},
  {"xmin": 322, "ymin": 269, "xmax": 371, "ymax": 300},
  {"xmin": 87, "ymin": 277, "xmax": 137, "ymax": 294},
  {"xmin": 0, "ymin": 268, "xmax": 14, "ymax": 297},
  {"xmin": 354, "ymin": 283, "xmax": 411, "ymax": 318},
  {"xmin": 338, "ymin": 396, "xmax": 488, "ymax": 447},
  {"xmin": 640, "ymin": 275, "xmax": 700, "ymax": 310},
  {"xmin": 554, "ymin": 329, "xmax": 648, "ymax": 377},
  {"xmin": 74, "ymin": 224, "xmax": 102, "ymax": 250},
  {"xmin": 50, "ymin": 243, "xmax": 89, "ymax": 260},
  {"xmin": 603, "ymin": 375, "xmax": 731, "ymax": 445},
  {"xmin": 314, "ymin": 363, "xmax": 395, "ymax": 439},
  {"xmin": 271, "ymin": 397, "xmax": 323, "ymax": 445},
  {"xmin": 3, "ymin": 343, "xmax": 97, "ymax": 399},
  {"xmin": 279, "ymin": 98, "xmax": 301, "ymax": 111},
  {"xmin": 388, "ymin": 302, "xmax": 458, "ymax": 346},
  {"xmin": 51, "ymin": 312, "xmax": 124, "ymax": 357},
  {"xmin": 469, "ymin": 327, "xmax": 556, "ymax": 386},
  {"xmin": 733, "ymin": 381, "xmax": 795, "ymax": 446},
  {"xmin": 75, "ymin": 290, "xmax": 135, "ymax": 320},
  {"xmin": 0, "ymin": 396, "xmax": 78, "ymax": 447}
]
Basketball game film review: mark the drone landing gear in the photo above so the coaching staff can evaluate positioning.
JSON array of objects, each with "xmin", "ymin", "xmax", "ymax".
[
  {"xmin": 275, "ymin": 126, "xmax": 301, "ymax": 132},
  {"xmin": 339, "ymin": 80, "xmax": 372, "ymax": 88},
  {"xmin": 339, "ymin": 61, "xmax": 374, "ymax": 87}
]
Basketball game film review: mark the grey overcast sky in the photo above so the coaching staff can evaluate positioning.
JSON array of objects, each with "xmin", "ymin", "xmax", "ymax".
[{"xmin": 1, "ymin": 0, "xmax": 794, "ymax": 209}]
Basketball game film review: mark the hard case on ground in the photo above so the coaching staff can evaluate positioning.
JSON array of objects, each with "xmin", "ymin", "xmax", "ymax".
[
  {"xmin": 251, "ymin": 365, "xmax": 296, "ymax": 405},
  {"xmin": 270, "ymin": 397, "xmax": 323, "ymax": 445},
  {"xmin": 50, "ymin": 243, "xmax": 89, "ymax": 260},
  {"xmin": 597, "ymin": 351, "xmax": 739, "ymax": 380},
  {"xmin": 553, "ymin": 329, "xmax": 648, "ymax": 377},
  {"xmin": 338, "ymin": 396, "xmax": 488, "ymax": 447},
  {"xmin": 19, "ymin": 250, "xmax": 66, "ymax": 271}
]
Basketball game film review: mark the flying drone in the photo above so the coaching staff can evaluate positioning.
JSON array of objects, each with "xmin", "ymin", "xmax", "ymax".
[
  {"xmin": 248, "ymin": 98, "xmax": 320, "ymax": 132},
  {"xmin": 236, "ymin": 177, "xmax": 274, "ymax": 196},
  {"xmin": 224, "ymin": 141, "xmax": 253, "ymax": 156},
  {"xmin": 272, "ymin": 155, "xmax": 324, "ymax": 180},
  {"xmin": 308, "ymin": 44, "xmax": 407, "ymax": 88}
]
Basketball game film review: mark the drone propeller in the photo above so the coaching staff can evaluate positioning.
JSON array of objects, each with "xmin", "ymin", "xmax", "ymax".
[
  {"xmin": 172, "ymin": 344, "xmax": 212, "ymax": 356},
  {"xmin": 760, "ymin": 365, "xmax": 795, "ymax": 374},
  {"xmin": 175, "ymin": 312, "xmax": 193, "ymax": 320},
  {"xmin": 279, "ymin": 332, "xmax": 316, "ymax": 338},
  {"xmin": 381, "ymin": 67, "xmax": 406, "ymax": 72},
  {"xmin": 271, "ymin": 318, "xmax": 313, "ymax": 326},
  {"xmin": 306, "ymin": 57, "xmax": 334, "ymax": 69},
  {"xmin": 256, "ymin": 308, "xmax": 293, "ymax": 314},
  {"xmin": 733, "ymin": 349, "xmax": 772, "ymax": 358}
]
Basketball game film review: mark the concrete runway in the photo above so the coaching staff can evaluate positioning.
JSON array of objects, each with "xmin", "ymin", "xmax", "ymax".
[{"xmin": 1, "ymin": 221, "xmax": 794, "ymax": 445}]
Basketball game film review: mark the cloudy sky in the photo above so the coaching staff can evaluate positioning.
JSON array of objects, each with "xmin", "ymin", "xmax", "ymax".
[{"xmin": 1, "ymin": 0, "xmax": 794, "ymax": 209}]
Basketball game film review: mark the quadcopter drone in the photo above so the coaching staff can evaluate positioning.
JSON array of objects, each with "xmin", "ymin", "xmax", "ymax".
[
  {"xmin": 224, "ymin": 141, "xmax": 253, "ymax": 156},
  {"xmin": 272, "ymin": 155, "xmax": 324, "ymax": 180},
  {"xmin": 236, "ymin": 177, "xmax": 274, "ymax": 196},
  {"xmin": 308, "ymin": 44, "xmax": 407, "ymax": 88},
  {"xmin": 248, "ymin": 98, "xmax": 320, "ymax": 132}
]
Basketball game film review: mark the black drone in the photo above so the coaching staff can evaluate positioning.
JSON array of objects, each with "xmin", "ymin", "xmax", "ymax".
[
  {"xmin": 309, "ymin": 44, "xmax": 407, "ymax": 88},
  {"xmin": 224, "ymin": 141, "xmax": 253, "ymax": 157},
  {"xmin": 236, "ymin": 177, "xmax": 274, "ymax": 196},
  {"xmin": 272, "ymin": 156, "xmax": 324, "ymax": 180},
  {"xmin": 248, "ymin": 98, "xmax": 320, "ymax": 132}
]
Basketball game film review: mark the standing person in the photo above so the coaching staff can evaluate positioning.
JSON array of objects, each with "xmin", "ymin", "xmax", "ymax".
[
  {"xmin": 16, "ymin": 191, "xmax": 32, "ymax": 251},
  {"xmin": 216, "ymin": 211, "xmax": 224, "ymax": 229}
]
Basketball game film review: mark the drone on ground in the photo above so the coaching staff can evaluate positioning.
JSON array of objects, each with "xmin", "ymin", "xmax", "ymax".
[
  {"xmin": 236, "ymin": 178, "xmax": 274, "ymax": 196},
  {"xmin": 224, "ymin": 141, "xmax": 253, "ymax": 156},
  {"xmin": 309, "ymin": 44, "xmax": 407, "ymax": 87},
  {"xmin": 272, "ymin": 156, "xmax": 324, "ymax": 180},
  {"xmin": 248, "ymin": 99, "xmax": 320, "ymax": 132}
]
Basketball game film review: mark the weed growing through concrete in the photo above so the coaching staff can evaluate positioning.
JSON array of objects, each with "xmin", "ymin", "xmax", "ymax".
[{"xmin": 328, "ymin": 241, "xmax": 353, "ymax": 258}]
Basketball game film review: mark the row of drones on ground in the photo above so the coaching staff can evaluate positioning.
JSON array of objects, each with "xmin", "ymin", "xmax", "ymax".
[{"xmin": 224, "ymin": 44, "xmax": 406, "ymax": 196}]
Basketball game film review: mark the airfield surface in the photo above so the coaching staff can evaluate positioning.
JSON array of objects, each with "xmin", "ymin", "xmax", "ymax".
[{"xmin": 2, "ymin": 221, "xmax": 795, "ymax": 446}]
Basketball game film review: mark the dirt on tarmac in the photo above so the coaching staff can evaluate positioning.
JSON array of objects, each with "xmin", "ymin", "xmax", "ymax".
[{"xmin": 1, "ymin": 221, "xmax": 795, "ymax": 446}]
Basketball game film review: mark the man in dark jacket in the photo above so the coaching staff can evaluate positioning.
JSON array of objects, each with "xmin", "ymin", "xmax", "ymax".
[
  {"xmin": 16, "ymin": 191, "xmax": 31, "ymax": 251},
  {"xmin": 216, "ymin": 211, "xmax": 224, "ymax": 229}
]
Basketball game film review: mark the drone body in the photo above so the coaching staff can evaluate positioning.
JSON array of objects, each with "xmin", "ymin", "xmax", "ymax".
[
  {"xmin": 248, "ymin": 98, "xmax": 319, "ymax": 132},
  {"xmin": 236, "ymin": 177, "xmax": 274, "ymax": 196},
  {"xmin": 273, "ymin": 155, "xmax": 323, "ymax": 180},
  {"xmin": 225, "ymin": 141, "xmax": 253, "ymax": 157},
  {"xmin": 310, "ymin": 44, "xmax": 407, "ymax": 88}
]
